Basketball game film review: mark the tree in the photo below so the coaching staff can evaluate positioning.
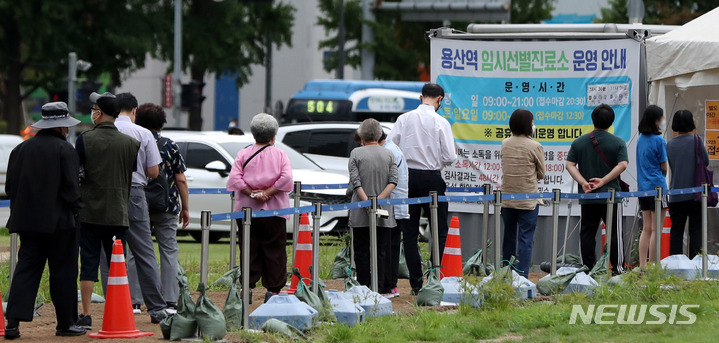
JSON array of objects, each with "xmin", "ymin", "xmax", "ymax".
[
  {"xmin": 597, "ymin": 0, "xmax": 715, "ymax": 25},
  {"xmin": 317, "ymin": 0, "xmax": 554, "ymax": 81},
  {"xmin": 0, "ymin": 0, "xmax": 160, "ymax": 135},
  {"xmin": 155, "ymin": 0, "xmax": 295, "ymax": 130}
]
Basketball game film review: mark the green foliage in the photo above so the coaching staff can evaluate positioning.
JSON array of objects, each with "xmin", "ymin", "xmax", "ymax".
[
  {"xmin": 597, "ymin": 0, "xmax": 715, "ymax": 24},
  {"xmin": 511, "ymin": 0, "xmax": 555, "ymax": 24}
]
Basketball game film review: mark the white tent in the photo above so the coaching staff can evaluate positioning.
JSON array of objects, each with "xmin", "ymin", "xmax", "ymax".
[{"xmin": 646, "ymin": 7, "xmax": 719, "ymax": 251}]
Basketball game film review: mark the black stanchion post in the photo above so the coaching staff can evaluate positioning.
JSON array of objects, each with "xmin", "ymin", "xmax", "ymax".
[
  {"xmin": 605, "ymin": 188, "xmax": 616, "ymax": 276},
  {"xmin": 200, "ymin": 210, "xmax": 211, "ymax": 286},
  {"xmin": 429, "ymin": 192, "xmax": 441, "ymax": 280},
  {"xmin": 368, "ymin": 196, "xmax": 379, "ymax": 292},
  {"xmin": 229, "ymin": 192, "xmax": 237, "ymax": 269},
  {"xmin": 702, "ymin": 184, "xmax": 709, "ymax": 278},
  {"xmin": 482, "ymin": 183, "xmax": 491, "ymax": 272},
  {"xmin": 654, "ymin": 187, "xmax": 663, "ymax": 263},
  {"xmin": 312, "ymin": 202, "xmax": 322, "ymax": 293},
  {"xmin": 291, "ymin": 181, "xmax": 302, "ymax": 268},
  {"xmin": 493, "ymin": 190, "xmax": 502, "ymax": 272},
  {"xmin": 242, "ymin": 207, "xmax": 252, "ymax": 330},
  {"xmin": 551, "ymin": 189, "xmax": 561, "ymax": 276}
]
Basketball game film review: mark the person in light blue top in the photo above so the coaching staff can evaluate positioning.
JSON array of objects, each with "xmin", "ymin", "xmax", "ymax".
[
  {"xmin": 636, "ymin": 105, "xmax": 668, "ymax": 269},
  {"xmin": 380, "ymin": 131, "xmax": 408, "ymax": 298}
]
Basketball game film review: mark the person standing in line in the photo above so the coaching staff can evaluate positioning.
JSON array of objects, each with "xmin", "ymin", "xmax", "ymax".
[
  {"xmin": 227, "ymin": 113, "xmax": 293, "ymax": 303},
  {"xmin": 379, "ymin": 131, "xmax": 409, "ymax": 298},
  {"xmin": 566, "ymin": 104, "xmax": 628, "ymax": 273},
  {"xmin": 349, "ymin": 119, "xmax": 398, "ymax": 292},
  {"xmin": 76, "ymin": 92, "xmax": 139, "ymax": 330},
  {"xmin": 4, "ymin": 102, "xmax": 87, "ymax": 339},
  {"xmin": 667, "ymin": 110, "xmax": 707, "ymax": 258},
  {"xmin": 112, "ymin": 93, "xmax": 168, "ymax": 323},
  {"xmin": 499, "ymin": 109, "xmax": 545, "ymax": 278},
  {"xmin": 636, "ymin": 105, "xmax": 669, "ymax": 269},
  {"xmin": 388, "ymin": 83, "xmax": 456, "ymax": 295},
  {"xmin": 134, "ymin": 103, "xmax": 190, "ymax": 313}
]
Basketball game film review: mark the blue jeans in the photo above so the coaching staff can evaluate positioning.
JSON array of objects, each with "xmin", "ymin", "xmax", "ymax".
[{"xmin": 501, "ymin": 206, "xmax": 539, "ymax": 278}]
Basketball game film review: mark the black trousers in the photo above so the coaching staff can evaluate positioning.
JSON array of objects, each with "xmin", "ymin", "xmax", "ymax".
[
  {"xmin": 353, "ymin": 226, "xmax": 390, "ymax": 293},
  {"xmin": 383, "ymin": 220, "xmax": 406, "ymax": 290},
  {"xmin": 580, "ymin": 203, "xmax": 620, "ymax": 272},
  {"xmin": 404, "ymin": 169, "xmax": 449, "ymax": 290},
  {"xmin": 237, "ymin": 217, "xmax": 287, "ymax": 293},
  {"xmin": 6, "ymin": 228, "xmax": 79, "ymax": 330},
  {"xmin": 669, "ymin": 200, "xmax": 702, "ymax": 257}
]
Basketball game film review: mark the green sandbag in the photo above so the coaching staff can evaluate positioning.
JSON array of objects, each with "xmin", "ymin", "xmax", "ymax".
[
  {"xmin": 331, "ymin": 236, "xmax": 352, "ymax": 279},
  {"xmin": 416, "ymin": 269, "xmax": 444, "ymax": 306},
  {"xmin": 170, "ymin": 314, "xmax": 198, "ymax": 341},
  {"xmin": 160, "ymin": 314, "xmax": 173, "ymax": 340},
  {"xmin": 261, "ymin": 318, "xmax": 308, "ymax": 340},
  {"xmin": 293, "ymin": 268, "xmax": 324, "ymax": 312},
  {"xmin": 463, "ymin": 249, "xmax": 484, "ymax": 276},
  {"xmin": 195, "ymin": 282, "xmax": 227, "ymax": 340},
  {"xmin": 537, "ymin": 265, "xmax": 588, "ymax": 296},
  {"xmin": 309, "ymin": 265, "xmax": 330, "ymax": 306},
  {"xmin": 589, "ymin": 251, "xmax": 610, "ymax": 281},
  {"xmin": 223, "ymin": 268, "xmax": 243, "ymax": 331},
  {"xmin": 177, "ymin": 264, "xmax": 196, "ymax": 315},
  {"xmin": 344, "ymin": 274, "xmax": 361, "ymax": 291},
  {"xmin": 398, "ymin": 243, "xmax": 410, "ymax": 279},
  {"xmin": 170, "ymin": 263, "xmax": 198, "ymax": 341},
  {"xmin": 211, "ymin": 266, "xmax": 242, "ymax": 289},
  {"xmin": 558, "ymin": 253, "xmax": 582, "ymax": 266}
]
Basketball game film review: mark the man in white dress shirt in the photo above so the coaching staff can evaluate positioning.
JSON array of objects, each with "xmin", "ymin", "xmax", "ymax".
[{"xmin": 387, "ymin": 83, "xmax": 456, "ymax": 294}]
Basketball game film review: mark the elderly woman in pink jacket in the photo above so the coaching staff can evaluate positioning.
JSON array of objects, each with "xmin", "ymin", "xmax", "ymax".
[{"xmin": 227, "ymin": 113, "xmax": 293, "ymax": 302}]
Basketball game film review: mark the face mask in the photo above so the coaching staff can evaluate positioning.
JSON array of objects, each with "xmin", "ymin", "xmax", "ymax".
[
  {"xmin": 658, "ymin": 120, "xmax": 667, "ymax": 133},
  {"xmin": 532, "ymin": 125, "xmax": 536, "ymax": 137}
]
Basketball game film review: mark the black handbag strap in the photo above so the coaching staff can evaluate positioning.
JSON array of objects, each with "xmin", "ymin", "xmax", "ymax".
[
  {"xmin": 694, "ymin": 135, "xmax": 707, "ymax": 165},
  {"xmin": 589, "ymin": 132, "xmax": 615, "ymax": 169},
  {"xmin": 242, "ymin": 145, "xmax": 270, "ymax": 169}
]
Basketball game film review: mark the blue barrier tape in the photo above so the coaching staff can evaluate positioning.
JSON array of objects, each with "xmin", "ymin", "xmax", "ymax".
[
  {"xmin": 189, "ymin": 188, "xmax": 232, "ymax": 195},
  {"xmin": 665, "ymin": 187, "xmax": 704, "ymax": 196},
  {"xmin": 301, "ymin": 184, "xmax": 348, "ymax": 190},
  {"xmin": 713, "ymin": 187, "xmax": 719, "ymax": 193},
  {"xmin": 439, "ymin": 194, "xmax": 496, "ymax": 203},
  {"xmin": 446, "ymin": 186, "xmax": 485, "ymax": 193},
  {"xmin": 377, "ymin": 196, "xmax": 433, "ymax": 206},
  {"xmin": 322, "ymin": 200, "xmax": 372, "ymax": 213},
  {"xmin": 561, "ymin": 192, "xmax": 613, "ymax": 200},
  {"xmin": 501, "ymin": 192, "xmax": 554, "ymax": 200},
  {"xmin": 0, "ymin": 200, "xmax": 10, "ymax": 208}
]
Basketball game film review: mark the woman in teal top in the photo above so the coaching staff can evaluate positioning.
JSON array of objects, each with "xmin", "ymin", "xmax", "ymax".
[{"xmin": 636, "ymin": 105, "xmax": 668, "ymax": 269}]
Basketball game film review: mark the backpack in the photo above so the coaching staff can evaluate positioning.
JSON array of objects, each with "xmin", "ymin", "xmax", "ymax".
[{"xmin": 145, "ymin": 137, "xmax": 170, "ymax": 214}]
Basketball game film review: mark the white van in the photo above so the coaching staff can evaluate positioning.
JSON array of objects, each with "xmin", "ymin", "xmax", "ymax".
[{"xmin": 0, "ymin": 134, "xmax": 24, "ymax": 197}]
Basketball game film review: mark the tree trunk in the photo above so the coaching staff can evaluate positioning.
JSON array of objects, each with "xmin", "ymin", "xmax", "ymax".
[
  {"xmin": 187, "ymin": 67, "xmax": 205, "ymax": 131},
  {"xmin": 2, "ymin": 21, "xmax": 24, "ymax": 136}
]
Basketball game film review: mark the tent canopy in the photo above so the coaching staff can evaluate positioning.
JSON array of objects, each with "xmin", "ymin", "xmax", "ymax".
[{"xmin": 646, "ymin": 7, "xmax": 719, "ymax": 82}]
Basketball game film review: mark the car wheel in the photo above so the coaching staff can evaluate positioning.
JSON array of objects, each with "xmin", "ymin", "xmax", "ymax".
[{"xmin": 189, "ymin": 231, "xmax": 226, "ymax": 243}]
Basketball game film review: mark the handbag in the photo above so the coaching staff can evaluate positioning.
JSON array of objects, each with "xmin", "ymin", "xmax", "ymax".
[
  {"xmin": 693, "ymin": 135, "xmax": 717, "ymax": 206},
  {"xmin": 589, "ymin": 132, "xmax": 630, "ymax": 192}
]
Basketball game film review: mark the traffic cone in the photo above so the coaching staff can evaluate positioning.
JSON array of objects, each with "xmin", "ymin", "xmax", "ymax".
[
  {"xmin": 89, "ymin": 239, "xmax": 153, "ymax": 339},
  {"xmin": 440, "ymin": 216, "xmax": 463, "ymax": 279},
  {"xmin": 288, "ymin": 213, "xmax": 312, "ymax": 294},
  {"xmin": 661, "ymin": 212, "xmax": 672, "ymax": 259}
]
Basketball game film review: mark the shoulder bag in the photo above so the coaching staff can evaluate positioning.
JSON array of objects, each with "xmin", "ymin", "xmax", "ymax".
[{"xmin": 693, "ymin": 135, "xmax": 717, "ymax": 206}]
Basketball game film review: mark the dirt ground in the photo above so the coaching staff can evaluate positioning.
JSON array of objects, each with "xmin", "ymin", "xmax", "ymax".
[{"xmin": 3, "ymin": 273, "xmax": 547, "ymax": 342}]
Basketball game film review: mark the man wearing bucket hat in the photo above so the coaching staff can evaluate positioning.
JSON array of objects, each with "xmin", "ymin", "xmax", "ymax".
[
  {"xmin": 4, "ymin": 102, "xmax": 87, "ymax": 338},
  {"xmin": 75, "ymin": 92, "xmax": 140, "ymax": 330}
]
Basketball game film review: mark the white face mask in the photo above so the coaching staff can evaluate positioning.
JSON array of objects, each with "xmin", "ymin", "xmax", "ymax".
[
  {"xmin": 658, "ymin": 120, "xmax": 667, "ymax": 133},
  {"xmin": 532, "ymin": 125, "xmax": 536, "ymax": 137}
]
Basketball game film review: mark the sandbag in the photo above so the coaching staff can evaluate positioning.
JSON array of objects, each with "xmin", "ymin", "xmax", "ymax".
[
  {"xmin": 261, "ymin": 318, "xmax": 308, "ymax": 340},
  {"xmin": 160, "ymin": 314, "xmax": 173, "ymax": 340},
  {"xmin": 463, "ymin": 249, "xmax": 484, "ymax": 276},
  {"xmin": 293, "ymin": 268, "xmax": 324, "ymax": 313},
  {"xmin": 537, "ymin": 266, "xmax": 589, "ymax": 296},
  {"xmin": 589, "ymin": 252, "xmax": 609, "ymax": 281},
  {"xmin": 223, "ymin": 268, "xmax": 243, "ymax": 331},
  {"xmin": 416, "ymin": 269, "xmax": 444, "ymax": 306},
  {"xmin": 331, "ymin": 236, "xmax": 353, "ymax": 279},
  {"xmin": 170, "ymin": 314, "xmax": 198, "ymax": 341},
  {"xmin": 169, "ymin": 263, "xmax": 198, "ymax": 341},
  {"xmin": 344, "ymin": 275, "xmax": 361, "ymax": 291},
  {"xmin": 398, "ymin": 243, "xmax": 410, "ymax": 279},
  {"xmin": 177, "ymin": 264, "xmax": 196, "ymax": 315},
  {"xmin": 195, "ymin": 282, "xmax": 227, "ymax": 340},
  {"xmin": 211, "ymin": 266, "xmax": 242, "ymax": 289}
]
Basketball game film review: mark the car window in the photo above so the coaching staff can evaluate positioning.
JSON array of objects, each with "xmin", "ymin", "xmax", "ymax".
[
  {"xmin": 185, "ymin": 142, "xmax": 230, "ymax": 170},
  {"xmin": 219, "ymin": 142, "xmax": 322, "ymax": 171},
  {"xmin": 307, "ymin": 130, "xmax": 358, "ymax": 158},
  {"xmin": 282, "ymin": 131, "xmax": 309, "ymax": 153}
]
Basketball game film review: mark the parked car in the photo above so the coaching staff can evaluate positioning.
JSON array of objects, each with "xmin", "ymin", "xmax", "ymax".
[
  {"xmin": 0, "ymin": 135, "xmax": 24, "ymax": 197},
  {"xmin": 276, "ymin": 122, "xmax": 392, "ymax": 173},
  {"xmin": 163, "ymin": 131, "xmax": 350, "ymax": 242}
]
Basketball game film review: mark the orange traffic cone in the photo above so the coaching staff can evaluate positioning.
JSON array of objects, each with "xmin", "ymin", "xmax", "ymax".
[
  {"xmin": 661, "ymin": 212, "xmax": 672, "ymax": 259},
  {"xmin": 288, "ymin": 213, "xmax": 312, "ymax": 294},
  {"xmin": 0, "ymin": 289, "xmax": 5, "ymax": 337},
  {"xmin": 89, "ymin": 240, "xmax": 153, "ymax": 339},
  {"xmin": 440, "ymin": 216, "xmax": 463, "ymax": 279}
]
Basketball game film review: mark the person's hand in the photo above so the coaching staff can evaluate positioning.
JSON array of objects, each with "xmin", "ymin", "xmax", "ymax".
[
  {"xmin": 179, "ymin": 208, "xmax": 190, "ymax": 229},
  {"xmin": 582, "ymin": 181, "xmax": 595, "ymax": 193},
  {"xmin": 588, "ymin": 177, "xmax": 606, "ymax": 190}
]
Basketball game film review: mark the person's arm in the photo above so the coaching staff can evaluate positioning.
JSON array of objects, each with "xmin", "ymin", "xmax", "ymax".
[
  {"xmin": 145, "ymin": 164, "xmax": 159, "ymax": 179},
  {"xmin": 660, "ymin": 137, "xmax": 668, "ymax": 176},
  {"xmin": 145, "ymin": 135, "xmax": 162, "ymax": 179},
  {"xmin": 566, "ymin": 161, "xmax": 592, "ymax": 193},
  {"xmin": 588, "ymin": 161, "xmax": 628, "ymax": 189},
  {"xmin": 226, "ymin": 150, "xmax": 250, "ymax": 194},
  {"xmin": 260, "ymin": 151, "xmax": 293, "ymax": 201},
  {"xmin": 439, "ymin": 120, "xmax": 457, "ymax": 166},
  {"xmin": 60, "ymin": 145, "xmax": 83, "ymax": 214},
  {"xmin": 534, "ymin": 143, "xmax": 546, "ymax": 180},
  {"xmin": 379, "ymin": 156, "xmax": 398, "ymax": 199},
  {"xmin": 660, "ymin": 161, "xmax": 668, "ymax": 176},
  {"xmin": 175, "ymin": 172, "xmax": 190, "ymax": 229}
]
